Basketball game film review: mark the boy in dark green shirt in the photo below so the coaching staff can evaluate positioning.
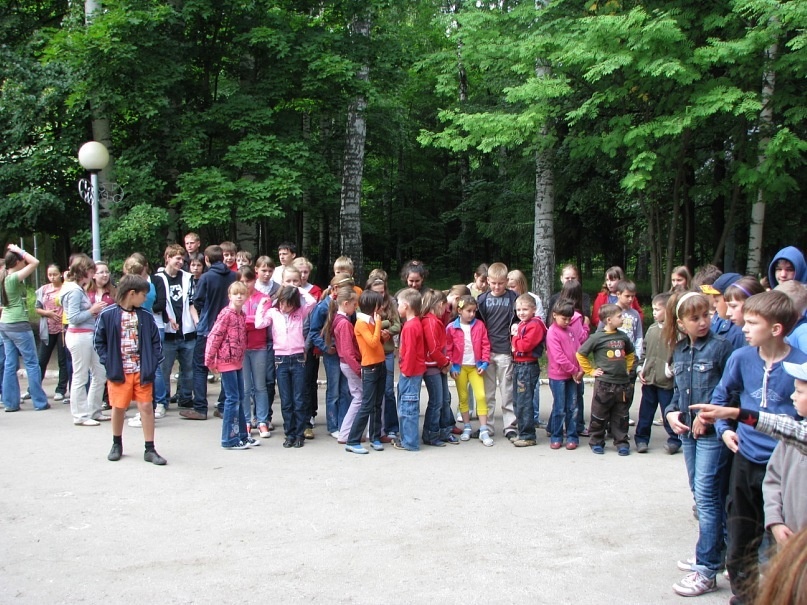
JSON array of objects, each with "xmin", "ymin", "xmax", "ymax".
[{"xmin": 576, "ymin": 304, "xmax": 636, "ymax": 455}]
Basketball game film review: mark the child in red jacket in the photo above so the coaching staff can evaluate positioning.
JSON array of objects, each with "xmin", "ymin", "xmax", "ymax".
[
  {"xmin": 510, "ymin": 294, "xmax": 547, "ymax": 447},
  {"xmin": 446, "ymin": 295, "xmax": 492, "ymax": 445},
  {"xmin": 422, "ymin": 289, "xmax": 456, "ymax": 446},
  {"xmin": 206, "ymin": 281, "xmax": 258, "ymax": 450}
]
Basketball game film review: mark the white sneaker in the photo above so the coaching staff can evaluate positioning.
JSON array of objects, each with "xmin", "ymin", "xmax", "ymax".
[
  {"xmin": 677, "ymin": 556, "xmax": 696, "ymax": 571},
  {"xmin": 53, "ymin": 393, "xmax": 65, "ymax": 402},
  {"xmin": 329, "ymin": 431, "xmax": 339, "ymax": 439},
  {"xmin": 74, "ymin": 419, "xmax": 100, "ymax": 426},
  {"xmin": 456, "ymin": 412, "xmax": 463, "ymax": 423},
  {"xmin": 259, "ymin": 423, "xmax": 271, "ymax": 438},
  {"xmin": 128, "ymin": 414, "xmax": 142, "ymax": 428},
  {"xmin": 154, "ymin": 404, "xmax": 166, "ymax": 419},
  {"xmin": 672, "ymin": 571, "xmax": 716, "ymax": 597},
  {"xmin": 480, "ymin": 430, "xmax": 494, "ymax": 447},
  {"xmin": 21, "ymin": 391, "xmax": 31, "ymax": 400},
  {"xmin": 628, "ymin": 418, "xmax": 636, "ymax": 426},
  {"xmin": 310, "ymin": 416, "xmax": 316, "ymax": 428}
]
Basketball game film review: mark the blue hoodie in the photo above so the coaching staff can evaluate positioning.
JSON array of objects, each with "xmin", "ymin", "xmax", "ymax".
[
  {"xmin": 713, "ymin": 345, "xmax": 807, "ymax": 464},
  {"xmin": 767, "ymin": 246, "xmax": 807, "ymax": 288},
  {"xmin": 193, "ymin": 261, "xmax": 236, "ymax": 336}
]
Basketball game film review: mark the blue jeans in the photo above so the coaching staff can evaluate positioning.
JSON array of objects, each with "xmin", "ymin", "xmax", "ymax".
[
  {"xmin": 383, "ymin": 351, "xmax": 399, "ymax": 435},
  {"xmin": 151, "ymin": 327, "xmax": 168, "ymax": 406},
  {"xmin": 682, "ymin": 433, "xmax": 731, "ymax": 579},
  {"xmin": 264, "ymin": 342, "xmax": 276, "ymax": 422},
  {"xmin": 322, "ymin": 351, "xmax": 348, "ymax": 433},
  {"xmin": 220, "ymin": 369, "xmax": 247, "ymax": 447},
  {"xmin": 635, "ymin": 384, "xmax": 677, "ymax": 447},
  {"xmin": 532, "ymin": 380, "xmax": 541, "ymax": 424},
  {"xmin": 303, "ymin": 348, "xmax": 320, "ymax": 427},
  {"xmin": 2, "ymin": 327, "xmax": 48, "ymax": 410},
  {"xmin": 438, "ymin": 372, "xmax": 454, "ymax": 440},
  {"xmin": 242, "ymin": 348, "xmax": 269, "ymax": 425},
  {"xmin": 396, "ymin": 374, "xmax": 422, "ymax": 451},
  {"xmin": 576, "ymin": 381, "xmax": 586, "ymax": 433},
  {"xmin": 549, "ymin": 378, "xmax": 579, "ymax": 444},
  {"xmin": 513, "ymin": 362, "xmax": 540, "ymax": 440},
  {"xmin": 422, "ymin": 371, "xmax": 446, "ymax": 443},
  {"xmin": 192, "ymin": 335, "xmax": 209, "ymax": 415},
  {"xmin": 162, "ymin": 336, "xmax": 194, "ymax": 405},
  {"xmin": 347, "ymin": 362, "xmax": 384, "ymax": 445},
  {"xmin": 276, "ymin": 353, "xmax": 306, "ymax": 440}
]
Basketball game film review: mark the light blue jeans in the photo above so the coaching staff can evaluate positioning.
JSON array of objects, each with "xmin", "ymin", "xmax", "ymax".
[
  {"xmin": 242, "ymin": 348, "xmax": 269, "ymax": 425},
  {"xmin": 682, "ymin": 433, "xmax": 731, "ymax": 579},
  {"xmin": 397, "ymin": 374, "xmax": 422, "ymax": 451},
  {"xmin": 1, "ymin": 327, "xmax": 48, "ymax": 410},
  {"xmin": 220, "ymin": 369, "xmax": 247, "ymax": 447}
]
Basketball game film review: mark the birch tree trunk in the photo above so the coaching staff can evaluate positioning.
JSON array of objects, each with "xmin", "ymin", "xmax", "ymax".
[
  {"xmin": 532, "ymin": 140, "xmax": 554, "ymax": 307},
  {"xmin": 747, "ymin": 40, "xmax": 778, "ymax": 276},
  {"xmin": 339, "ymin": 18, "xmax": 370, "ymax": 282}
]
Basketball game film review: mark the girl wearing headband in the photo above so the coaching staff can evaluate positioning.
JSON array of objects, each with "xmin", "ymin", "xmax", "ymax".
[{"xmin": 662, "ymin": 290, "xmax": 735, "ymax": 597}]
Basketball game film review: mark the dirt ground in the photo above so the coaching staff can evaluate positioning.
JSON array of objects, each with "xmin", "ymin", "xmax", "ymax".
[{"xmin": 0, "ymin": 372, "xmax": 729, "ymax": 605}]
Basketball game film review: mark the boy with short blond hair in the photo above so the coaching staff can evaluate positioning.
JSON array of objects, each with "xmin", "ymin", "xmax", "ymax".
[
  {"xmin": 235, "ymin": 250, "xmax": 252, "ymax": 270},
  {"xmin": 476, "ymin": 262, "xmax": 519, "ymax": 440},
  {"xmin": 710, "ymin": 290, "xmax": 807, "ymax": 604},
  {"xmin": 395, "ymin": 288, "xmax": 425, "ymax": 451}
]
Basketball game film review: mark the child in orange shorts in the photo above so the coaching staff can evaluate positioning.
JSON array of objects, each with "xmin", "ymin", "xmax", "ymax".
[{"xmin": 94, "ymin": 274, "xmax": 167, "ymax": 465}]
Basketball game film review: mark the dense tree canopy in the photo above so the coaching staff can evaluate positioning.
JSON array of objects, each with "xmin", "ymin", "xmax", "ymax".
[{"xmin": 1, "ymin": 0, "xmax": 804, "ymax": 289}]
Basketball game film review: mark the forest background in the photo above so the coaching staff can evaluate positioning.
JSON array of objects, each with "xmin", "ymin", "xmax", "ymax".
[{"xmin": 1, "ymin": 0, "xmax": 805, "ymax": 306}]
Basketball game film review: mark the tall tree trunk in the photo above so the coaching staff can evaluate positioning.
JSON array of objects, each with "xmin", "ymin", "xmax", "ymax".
[
  {"xmin": 747, "ymin": 40, "xmax": 778, "ymax": 276},
  {"xmin": 339, "ymin": 18, "xmax": 370, "ymax": 282},
  {"xmin": 644, "ymin": 198, "xmax": 661, "ymax": 296},
  {"xmin": 532, "ymin": 142, "xmax": 554, "ymax": 306},
  {"xmin": 301, "ymin": 112, "xmax": 312, "ymax": 254}
]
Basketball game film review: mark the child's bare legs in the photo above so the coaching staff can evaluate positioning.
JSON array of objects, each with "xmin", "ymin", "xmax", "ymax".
[
  {"xmin": 137, "ymin": 400, "xmax": 155, "ymax": 441},
  {"xmin": 111, "ymin": 406, "xmax": 126, "ymax": 437}
]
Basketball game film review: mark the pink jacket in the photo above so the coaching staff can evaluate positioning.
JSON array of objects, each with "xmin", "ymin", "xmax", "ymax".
[
  {"xmin": 445, "ymin": 317, "xmax": 491, "ymax": 370},
  {"xmin": 546, "ymin": 314, "xmax": 587, "ymax": 380},
  {"xmin": 254, "ymin": 288, "xmax": 316, "ymax": 356},
  {"xmin": 569, "ymin": 312, "xmax": 590, "ymax": 347},
  {"xmin": 205, "ymin": 305, "xmax": 246, "ymax": 372}
]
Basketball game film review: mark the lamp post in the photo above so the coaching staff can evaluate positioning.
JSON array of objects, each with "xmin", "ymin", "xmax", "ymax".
[{"xmin": 78, "ymin": 141, "xmax": 110, "ymax": 262}]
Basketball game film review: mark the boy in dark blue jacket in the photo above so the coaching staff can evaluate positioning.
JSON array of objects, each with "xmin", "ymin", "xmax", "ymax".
[
  {"xmin": 711, "ymin": 291, "xmax": 807, "ymax": 604},
  {"xmin": 94, "ymin": 275, "xmax": 166, "ymax": 465},
  {"xmin": 183, "ymin": 245, "xmax": 236, "ymax": 420}
]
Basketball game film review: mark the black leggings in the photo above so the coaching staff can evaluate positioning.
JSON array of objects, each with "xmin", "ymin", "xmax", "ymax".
[{"xmin": 38, "ymin": 332, "xmax": 69, "ymax": 395}]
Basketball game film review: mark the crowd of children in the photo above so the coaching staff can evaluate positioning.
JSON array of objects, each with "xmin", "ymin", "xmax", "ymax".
[{"xmin": 3, "ymin": 237, "xmax": 807, "ymax": 604}]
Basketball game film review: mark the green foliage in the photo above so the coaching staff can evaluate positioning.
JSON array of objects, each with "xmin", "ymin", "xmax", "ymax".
[{"xmin": 103, "ymin": 203, "xmax": 170, "ymax": 267}]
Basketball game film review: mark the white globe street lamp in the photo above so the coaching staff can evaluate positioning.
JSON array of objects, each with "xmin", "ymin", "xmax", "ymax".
[{"xmin": 78, "ymin": 141, "xmax": 110, "ymax": 262}]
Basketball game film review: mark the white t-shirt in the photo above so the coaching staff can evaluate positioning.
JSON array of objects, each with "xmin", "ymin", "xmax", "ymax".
[{"xmin": 460, "ymin": 322, "xmax": 475, "ymax": 366}]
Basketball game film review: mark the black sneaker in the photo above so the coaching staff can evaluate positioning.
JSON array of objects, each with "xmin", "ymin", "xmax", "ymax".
[
  {"xmin": 282, "ymin": 437, "xmax": 294, "ymax": 448},
  {"xmin": 144, "ymin": 450, "xmax": 167, "ymax": 465},
  {"xmin": 107, "ymin": 443, "xmax": 122, "ymax": 461},
  {"xmin": 293, "ymin": 437, "xmax": 305, "ymax": 448}
]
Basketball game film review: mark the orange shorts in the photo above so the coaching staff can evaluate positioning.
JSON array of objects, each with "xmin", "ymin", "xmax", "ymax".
[{"xmin": 107, "ymin": 373, "xmax": 153, "ymax": 409}]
